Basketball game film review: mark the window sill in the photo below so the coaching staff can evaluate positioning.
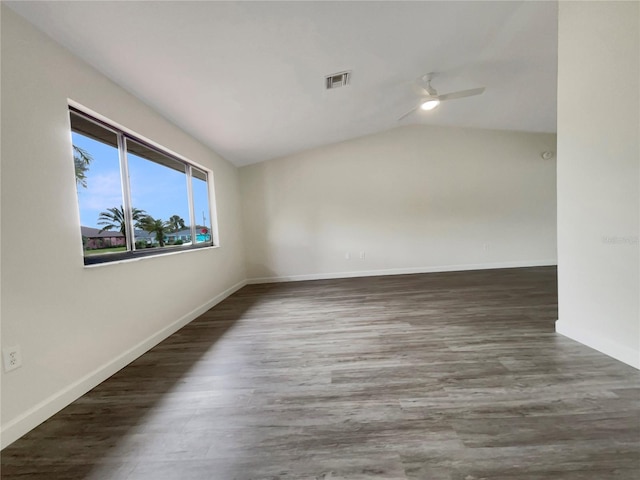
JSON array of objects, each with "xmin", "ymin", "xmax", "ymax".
[{"xmin": 83, "ymin": 244, "xmax": 219, "ymax": 268}]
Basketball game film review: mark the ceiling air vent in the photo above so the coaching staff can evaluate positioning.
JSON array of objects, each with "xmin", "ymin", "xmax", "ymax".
[{"xmin": 325, "ymin": 71, "xmax": 351, "ymax": 90}]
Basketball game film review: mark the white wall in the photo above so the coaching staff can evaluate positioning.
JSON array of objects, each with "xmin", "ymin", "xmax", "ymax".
[
  {"xmin": 1, "ymin": 7, "xmax": 246, "ymax": 447},
  {"xmin": 241, "ymin": 125, "xmax": 557, "ymax": 282},
  {"xmin": 556, "ymin": 2, "xmax": 640, "ymax": 368}
]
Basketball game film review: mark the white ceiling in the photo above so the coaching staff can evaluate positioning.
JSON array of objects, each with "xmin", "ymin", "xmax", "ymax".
[{"xmin": 7, "ymin": 1, "xmax": 558, "ymax": 166}]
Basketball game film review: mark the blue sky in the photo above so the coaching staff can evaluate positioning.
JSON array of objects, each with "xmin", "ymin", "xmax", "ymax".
[{"xmin": 73, "ymin": 132, "xmax": 211, "ymax": 229}]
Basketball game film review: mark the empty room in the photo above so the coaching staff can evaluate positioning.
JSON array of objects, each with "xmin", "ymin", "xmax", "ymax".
[{"xmin": 1, "ymin": 1, "xmax": 638, "ymax": 479}]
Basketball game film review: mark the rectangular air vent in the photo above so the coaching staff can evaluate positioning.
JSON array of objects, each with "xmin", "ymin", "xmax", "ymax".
[{"xmin": 325, "ymin": 71, "xmax": 351, "ymax": 90}]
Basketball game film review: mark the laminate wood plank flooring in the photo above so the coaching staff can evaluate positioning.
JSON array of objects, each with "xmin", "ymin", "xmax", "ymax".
[{"xmin": 2, "ymin": 267, "xmax": 639, "ymax": 479}]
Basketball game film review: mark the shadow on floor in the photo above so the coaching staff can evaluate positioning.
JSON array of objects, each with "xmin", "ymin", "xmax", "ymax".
[{"xmin": 0, "ymin": 287, "xmax": 260, "ymax": 479}]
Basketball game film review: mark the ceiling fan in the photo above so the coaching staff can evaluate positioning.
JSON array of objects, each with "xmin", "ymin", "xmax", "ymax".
[{"xmin": 398, "ymin": 73, "xmax": 485, "ymax": 121}]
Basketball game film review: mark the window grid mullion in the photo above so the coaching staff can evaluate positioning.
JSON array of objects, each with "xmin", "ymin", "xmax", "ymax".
[
  {"xmin": 186, "ymin": 165, "xmax": 197, "ymax": 246},
  {"xmin": 118, "ymin": 135, "xmax": 135, "ymax": 252}
]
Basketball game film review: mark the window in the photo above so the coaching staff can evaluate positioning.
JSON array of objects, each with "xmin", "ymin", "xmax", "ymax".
[{"xmin": 70, "ymin": 107, "xmax": 216, "ymax": 265}]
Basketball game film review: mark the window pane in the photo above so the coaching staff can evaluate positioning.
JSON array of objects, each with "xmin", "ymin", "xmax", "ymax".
[
  {"xmin": 126, "ymin": 139, "xmax": 191, "ymax": 249},
  {"xmin": 192, "ymin": 168, "xmax": 213, "ymax": 245},
  {"xmin": 70, "ymin": 112, "xmax": 127, "ymax": 257}
]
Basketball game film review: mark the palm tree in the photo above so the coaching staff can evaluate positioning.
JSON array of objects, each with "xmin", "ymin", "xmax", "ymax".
[
  {"xmin": 97, "ymin": 206, "xmax": 147, "ymax": 242},
  {"xmin": 73, "ymin": 145, "xmax": 93, "ymax": 188},
  {"xmin": 139, "ymin": 216, "xmax": 171, "ymax": 247},
  {"xmin": 168, "ymin": 215, "xmax": 186, "ymax": 232}
]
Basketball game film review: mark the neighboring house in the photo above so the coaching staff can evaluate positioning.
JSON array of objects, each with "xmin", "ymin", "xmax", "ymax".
[
  {"xmin": 194, "ymin": 226, "xmax": 211, "ymax": 243},
  {"xmin": 132, "ymin": 227, "xmax": 212, "ymax": 245},
  {"xmin": 80, "ymin": 226, "xmax": 125, "ymax": 249},
  {"xmin": 133, "ymin": 229, "xmax": 194, "ymax": 246},
  {"xmin": 165, "ymin": 227, "xmax": 211, "ymax": 244},
  {"xmin": 165, "ymin": 228, "xmax": 192, "ymax": 244},
  {"xmin": 133, "ymin": 229, "xmax": 155, "ymax": 245}
]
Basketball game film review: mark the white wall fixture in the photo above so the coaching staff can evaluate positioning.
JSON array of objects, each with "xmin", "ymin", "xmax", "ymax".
[{"xmin": 3, "ymin": 346, "xmax": 23, "ymax": 373}]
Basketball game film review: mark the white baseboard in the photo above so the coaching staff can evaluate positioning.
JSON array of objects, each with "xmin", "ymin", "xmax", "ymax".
[
  {"xmin": 556, "ymin": 320, "xmax": 640, "ymax": 370},
  {"xmin": 0, "ymin": 280, "xmax": 247, "ymax": 450},
  {"xmin": 246, "ymin": 259, "xmax": 557, "ymax": 284}
]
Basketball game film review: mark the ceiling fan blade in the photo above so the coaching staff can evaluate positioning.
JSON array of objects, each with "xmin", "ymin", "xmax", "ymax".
[
  {"xmin": 397, "ymin": 105, "xmax": 419, "ymax": 121},
  {"xmin": 437, "ymin": 87, "xmax": 485, "ymax": 102}
]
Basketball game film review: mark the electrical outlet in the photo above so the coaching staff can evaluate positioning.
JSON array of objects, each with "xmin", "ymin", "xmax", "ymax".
[
  {"xmin": 359, "ymin": 251, "xmax": 366, "ymax": 260},
  {"xmin": 3, "ymin": 345, "xmax": 22, "ymax": 372},
  {"xmin": 345, "ymin": 252, "xmax": 351, "ymax": 260}
]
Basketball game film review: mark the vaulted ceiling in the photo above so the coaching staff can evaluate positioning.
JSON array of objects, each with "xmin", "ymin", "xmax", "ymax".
[{"xmin": 7, "ymin": 1, "xmax": 558, "ymax": 166}]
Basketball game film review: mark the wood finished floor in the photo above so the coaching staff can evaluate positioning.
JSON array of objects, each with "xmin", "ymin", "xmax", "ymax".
[{"xmin": 2, "ymin": 267, "xmax": 639, "ymax": 479}]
